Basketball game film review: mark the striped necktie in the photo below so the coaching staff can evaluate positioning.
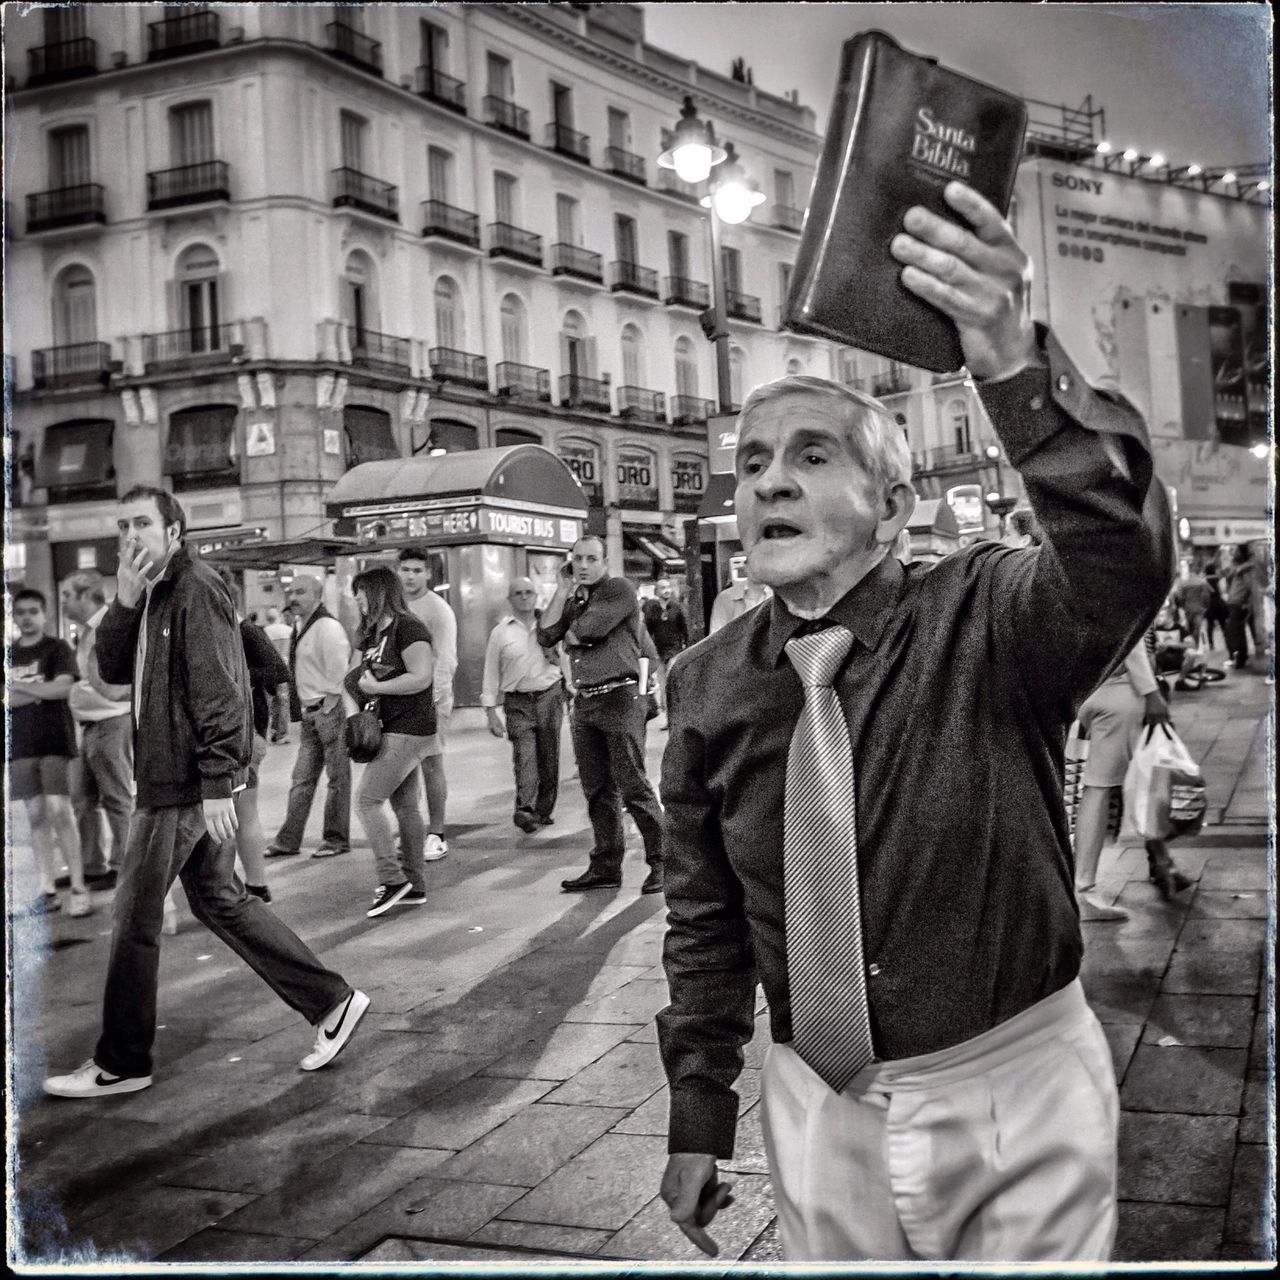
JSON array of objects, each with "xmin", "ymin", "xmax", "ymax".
[{"xmin": 784, "ymin": 625, "xmax": 876, "ymax": 1091}]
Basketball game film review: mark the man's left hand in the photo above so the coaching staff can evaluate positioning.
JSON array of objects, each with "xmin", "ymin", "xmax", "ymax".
[
  {"xmin": 1143, "ymin": 690, "xmax": 1172, "ymax": 727},
  {"xmin": 891, "ymin": 181, "xmax": 1036, "ymax": 381},
  {"xmin": 203, "ymin": 795, "xmax": 238, "ymax": 843}
]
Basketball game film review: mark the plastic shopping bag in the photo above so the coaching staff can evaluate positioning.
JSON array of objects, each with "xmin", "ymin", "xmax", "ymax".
[{"xmin": 1122, "ymin": 723, "xmax": 1207, "ymax": 841}]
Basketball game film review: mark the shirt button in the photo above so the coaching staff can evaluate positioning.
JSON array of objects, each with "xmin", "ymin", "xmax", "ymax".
[
  {"xmin": 868, "ymin": 963, "xmax": 881, "ymax": 977},
  {"xmin": 1029, "ymin": 394, "xmax": 1044, "ymax": 411},
  {"xmin": 1056, "ymin": 373, "xmax": 1072, "ymax": 393}
]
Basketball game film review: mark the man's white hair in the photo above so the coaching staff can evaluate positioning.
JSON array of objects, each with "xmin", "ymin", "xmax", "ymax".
[{"xmin": 737, "ymin": 375, "xmax": 914, "ymax": 495}]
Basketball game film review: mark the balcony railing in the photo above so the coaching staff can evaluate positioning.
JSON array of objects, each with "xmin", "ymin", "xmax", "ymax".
[
  {"xmin": 657, "ymin": 170, "xmax": 705, "ymax": 203},
  {"xmin": 771, "ymin": 204, "xmax": 804, "ymax": 233},
  {"xmin": 546, "ymin": 122, "xmax": 590, "ymax": 164},
  {"xmin": 142, "ymin": 323, "xmax": 240, "ymax": 369},
  {"xmin": 428, "ymin": 347, "xmax": 489, "ymax": 389},
  {"xmin": 871, "ymin": 371, "xmax": 911, "ymax": 397},
  {"xmin": 663, "ymin": 276, "xmax": 711, "ymax": 309},
  {"xmin": 28, "ymin": 37, "xmax": 98, "ymax": 86},
  {"xmin": 671, "ymin": 395, "xmax": 716, "ymax": 426},
  {"xmin": 326, "ymin": 21, "xmax": 383, "ymax": 75},
  {"xmin": 559, "ymin": 373, "xmax": 612, "ymax": 413},
  {"xmin": 495, "ymin": 362, "xmax": 551, "ymax": 401},
  {"xmin": 725, "ymin": 289, "xmax": 762, "ymax": 323},
  {"xmin": 147, "ymin": 8, "xmax": 221, "ymax": 61},
  {"xmin": 349, "ymin": 327, "xmax": 411, "ymax": 374},
  {"xmin": 332, "ymin": 167, "xmax": 398, "ymax": 221},
  {"xmin": 915, "ymin": 443, "xmax": 983, "ymax": 473},
  {"xmin": 483, "ymin": 95, "xmax": 530, "ymax": 139},
  {"xmin": 32, "ymin": 342, "xmax": 114, "ymax": 390},
  {"xmin": 488, "ymin": 222, "xmax": 543, "ymax": 266},
  {"xmin": 147, "ymin": 160, "xmax": 231, "ymax": 210},
  {"xmin": 610, "ymin": 260, "xmax": 659, "ymax": 298},
  {"xmin": 617, "ymin": 386, "xmax": 667, "ymax": 423},
  {"xmin": 415, "ymin": 65, "xmax": 466, "ymax": 114},
  {"xmin": 26, "ymin": 183, "xmax": 107, "ymax": 233},
  {"xmin": 551, "ymin": 243, "xmax": 603, "ymax": 283},
  {"xmin": 603, "ymin": 146, "xmax": 646, "ymax": 185},
  {"xmin": 420, "ymin": 200, "xmax": 479, "ymax": 247}
]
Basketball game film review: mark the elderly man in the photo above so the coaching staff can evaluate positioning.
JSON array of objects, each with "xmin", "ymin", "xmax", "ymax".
[{"xmin": 657, "ymin": 181, "xmax": 1174, "ymax": 1263}]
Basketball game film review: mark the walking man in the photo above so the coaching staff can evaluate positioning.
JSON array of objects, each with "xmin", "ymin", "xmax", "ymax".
[
  {"xmin": 44, "ymin": 486, "xmax": 367, "ymax": 1098},
  {"xmin": 641, "ymin": 578, "xmax": 689, "ymax": 717},
  {"xmin": 268, "ymin": 575, "xmax": 351, "ymax": 859},
  {"xmin": 62, "ymin": 570, "xmax": 134, "ymax": 889},
  {"xmin": 397, "ymin": 548, "xmax": 457, "ymax": 862},
  {"xmin": 482, "ymin": 577, "xmax": 565, "ymax": 833},
  {"xmin": 537, "ymin": 537, "xmax": 664, "ymax": 894},
  {"xmin": 657, "ymin": 181, "xmax": 1174, "ymax": 1262}
]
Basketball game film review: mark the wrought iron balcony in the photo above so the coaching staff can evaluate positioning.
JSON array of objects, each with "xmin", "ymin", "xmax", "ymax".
[
  {"xmin": 603, "ymin": 146, "xmax": 646, "ymax": 185},
  {"xmin": 546, "ymin": 122, "xmax": 590, "ymax": 164},
  {"xmin": 347, "ymin": 327, "xmax": 410, "ymax": 374},
  {"xmin": 725, "ymin": 289, "xmax": 762, "ymax": 323},
  {"xmin": 617, "ymin": 386, "xmax": 667, "ymax": 423},
  {"xmin": 495, "ymin": 361, "xmax": 551, "ymax": 401},
  {"xmin": 671, "ymin": 395, "xmax": 716, "ymax": 426},
  {"xmin": 663, "ymin": 276, "xmax": 711, "ymax": 309},
  {"xmin": 559, "ymin": 373, "xmax": 611, "ymax": 413},
  {"xmin": 148, "ymin": 8, "xmax": 221, "ymax": 61},
  {"xmin": 915, "ymin": 443, "xmax": 982, "ymax": 473},
  {"xmin": 142, "ymin": 323, "xmax": 241, "ymax": 370},
  {"xmin": 332, "ymin": 167, "xmax": 398, "ymax": 221},
  {"xmin": 420, "ymin": 200, "xmax": 479, "ymax": 247},
  {"xmin": 32, "ymin": 342, "xmax": 114, "ymax": 390},
  {"xmin": 147, "ymin": 161, "xmax": 231, "ymax": 210},
  {"xmin": 26, "ymin": 183, "xmax": 107, "ymax": 233},
  {"xmin": 28, "ymin": 37, "xmax": 98, "ymax": 86},
  {"xmin": 326, "ymin": 21, "xmax": 383, "ymax": 75},
  {"xmin": 610, "ymin": 260, "xmax": 658, "ymax": 298},
  {"xmin": 551, "ymin": 243, "xmax": 603, "ymax": 283},
  {"xmin": 415, "ymin": 65, "xmax": 466, "ymax": 114},
  {"xmin": 771, "ymin": 204, "xmax": 804, "ymax": 232},
  {"xmin": 657, "ymin": 170, "xmax": 705, "ymax": 203},
  {"xmin": 488, "ymin": 222, "xmax": 543, "ymax": 266},
  {"xmin": 428, "ymin": 347, "xmax": 489, "ymax": 389},
  {"xmin": 483, "ymin": 95, "xmax": 530, "ymax": 139},
  {"xmin": 871, "ymin": 371, "xmax": 911, "ymax": 397}
]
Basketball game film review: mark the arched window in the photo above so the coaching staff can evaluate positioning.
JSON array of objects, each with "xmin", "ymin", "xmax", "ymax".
[
  {"xmin": 495, "ymin": 426, "xmax": 541, "ymax": 448},
  {"xmin": 785, "ymin": 357, "xmax": 803, "ymax": 377},
  {"xmin": 499, "ymin": 293, "xmax": 526, "ymax": 364},
  {"xmin": 729, "ymin": 345, "xmax": 746, "ymax": 409},
  {"xmin": 176, "ymin": 243, "xmax": 221, "ymax": 352},
  {"xmin": 674, "ymin": 336, "xmax": 699, "ymax": 400},
  {"xmin": 429, "ymin": 418, "xmax": 478, "ymax": 453},
  {"xmin": 342, "ymin": 250, "xmax": 377, "ymax": 343},
  {"xmin": 948, "ymin": 397, "xmax": 971, "ymax": 454},
  {"xmin": 620, "ymin": 324, "xmax": 644, "ymax": 388},
  {"xmin": 52, "ymin": 264, "xmax": 97, "ymax": 347},
  {"xmin": 434, "ymin": 276, "xmax": 460, "ymax": 349},
  {"xmin": 560, "ymin": 309, "xmax": 590, "ymax": 378}
]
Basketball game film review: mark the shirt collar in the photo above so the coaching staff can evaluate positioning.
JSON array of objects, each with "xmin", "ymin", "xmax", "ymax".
[{"xmin": 762, "ymin": 552, "xmax": 905, "ymax": 668}]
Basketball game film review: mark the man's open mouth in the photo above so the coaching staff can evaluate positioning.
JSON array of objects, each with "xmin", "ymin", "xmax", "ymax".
[{"xmin": 761, "ymin": 520, "xmax": 803, "ymax": 540}]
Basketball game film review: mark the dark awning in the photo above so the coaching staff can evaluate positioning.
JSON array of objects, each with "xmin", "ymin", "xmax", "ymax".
[
  {"xmin": 697, "ymin": 471, "xmax": 737, "ymax": 521},
  {"xmin": 624, "ymin": 529, "xmax": 686, "ymax": 571},
  {"xmin": 198, "ymin": 535, "xmax": 362, "ymax": 570},
  {"xmin": 35, "ymin": 420, "xmax": 113, "ymax": 488}
]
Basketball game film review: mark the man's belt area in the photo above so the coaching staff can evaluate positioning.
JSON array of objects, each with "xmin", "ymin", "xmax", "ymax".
[
  {"xmin": 575, "ymin": 677, "xmax": 637, "ymax": 699},
  {"xmin": 302, "ymin": 698, "xmax": 329, "ymax": 713}
]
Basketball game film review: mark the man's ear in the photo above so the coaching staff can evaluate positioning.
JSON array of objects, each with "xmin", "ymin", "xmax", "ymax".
[{"xmin": 874, "ymin": 482, "xmax": 916, "ymax": 547}]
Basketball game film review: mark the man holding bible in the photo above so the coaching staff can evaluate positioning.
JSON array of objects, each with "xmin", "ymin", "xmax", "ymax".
[{"xmin": 657, "ymin": 180, "xmax": 1174, "ymax": 1263}]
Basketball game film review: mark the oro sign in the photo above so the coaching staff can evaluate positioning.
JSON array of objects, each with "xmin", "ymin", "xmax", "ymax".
[{"xmin": 617, "ymin": 445, "xmax": 659, "ymax": 509}]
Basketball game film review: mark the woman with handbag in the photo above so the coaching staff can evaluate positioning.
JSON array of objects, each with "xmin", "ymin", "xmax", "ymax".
[{"xmin": 343, "ymin": 566, "xmax": 436, "ymax": 919}]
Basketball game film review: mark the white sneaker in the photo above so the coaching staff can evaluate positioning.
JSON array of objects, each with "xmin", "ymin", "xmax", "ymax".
[
  {"xmin": 1078, "ymin": 890, "xmax": 1129, "ymax": 922},
  {"xmin": 44, "ymin": 1059, "xmax": 152, "ymax": 1099},
  {"xmin": 299, "ymin": 989, "xmax": 370, "ymax": 1071},
  {"xmin": 423, "ymin": 834, "xmax": 448, "ymax": 862},
  {"xmin": 68, "ymin": 889, "xmax": 93, "ymax": 919}
]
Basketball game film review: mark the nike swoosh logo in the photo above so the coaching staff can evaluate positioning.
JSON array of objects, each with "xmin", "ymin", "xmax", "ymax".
[
  {"xmin": 323, "ymin": 995, "xmax": 352, "ymax": 1041},
  {"xmin": 95, "ymin": 1073, "xmax": 125, "ymax": 1087}
]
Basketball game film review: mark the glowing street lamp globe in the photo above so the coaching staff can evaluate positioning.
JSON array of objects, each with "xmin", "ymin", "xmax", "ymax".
[{"xmin": 657, "ymin": 97, "xmax": 726, "ymax": 185}]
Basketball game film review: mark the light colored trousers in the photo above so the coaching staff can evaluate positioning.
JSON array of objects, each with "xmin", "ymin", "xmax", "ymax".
[
  {"xmin": 356, "ymin": 732, "xmax": 433, "ymax": 893},
  {"xmin": 760, "ymin": 979, "xmax": 1118, "ymax": 1263}
]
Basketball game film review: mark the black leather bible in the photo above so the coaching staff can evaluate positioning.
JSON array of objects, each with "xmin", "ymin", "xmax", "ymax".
[{"xmin": 784, "ymin": 30, "xmax": 1028, "ymax": 373}]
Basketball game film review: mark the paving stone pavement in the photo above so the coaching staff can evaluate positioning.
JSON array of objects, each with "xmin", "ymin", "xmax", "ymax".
[{"xmin": 6, "ymin": 663, "xmax": 1274, "ymax": 1267}]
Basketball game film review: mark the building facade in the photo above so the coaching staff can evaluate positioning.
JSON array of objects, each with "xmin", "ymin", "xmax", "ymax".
[{"xmin": 4, "ymin": 1, "xmax": 839, "ymax": 614}]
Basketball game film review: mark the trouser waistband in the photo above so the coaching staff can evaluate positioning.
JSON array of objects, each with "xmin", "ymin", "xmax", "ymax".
[{"xmin": 844, "ymin": 979, "xmax": 1091, "ymax": 1094}]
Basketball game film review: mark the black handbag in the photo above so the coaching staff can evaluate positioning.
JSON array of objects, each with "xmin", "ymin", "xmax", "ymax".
[{"xmin": 344, "ymin": 705, "xmax": 382, "ymax": 763}]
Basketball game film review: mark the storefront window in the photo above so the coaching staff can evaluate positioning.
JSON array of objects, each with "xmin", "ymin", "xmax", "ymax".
[
  {"xmin": 616, "ymin": 444, "xmax": 659, "ymax": 510},
  {"xmin": 164, "ymin": 404, "xmax": 239, "ymax": 491}
]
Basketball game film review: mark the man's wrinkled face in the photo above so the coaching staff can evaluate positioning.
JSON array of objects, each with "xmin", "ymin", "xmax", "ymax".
[
  {"xmin": 508, "ymin": 578, "xmax": 538, "ymax": 613},
  {"xmin": 397, "ymin": 557, "xmax": 429, "ymax": 599},
  {"xmin": 11, "ymin": 598, "xmax": 45, "ymax": 640},
  {"xmin": 735, "ymin": 395, "xmax": 883, "ymax": 593},
  {"xmin": 117, "ymin": 498, "xmax": 180, "ymax": 580},
  {"xmin": 571, "ymin": 539, "xmax": 607, "ymax": 586},
  {"xmin": 287, "ymin": 579, "xmax": 321, "ymax": 616}
]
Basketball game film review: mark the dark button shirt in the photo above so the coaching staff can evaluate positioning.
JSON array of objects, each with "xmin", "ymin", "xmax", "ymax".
[
  {"xmin": 643, "ymin": 598, "xmax": 690, "ymax": 659},
  {"xmin": 537, "ymin": 575, "xmax": 644, "ymax": 689},
  {"xmin": 657, "ymin": 327, "xmax": 1176, "ymax": 1158}
]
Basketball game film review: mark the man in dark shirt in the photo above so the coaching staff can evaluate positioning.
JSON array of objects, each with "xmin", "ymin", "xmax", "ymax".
[
  {"xmin": 641, "ymin": 579, "xmax": 689, "ymax": 721},
  {"xmin": 537, "ymin": 536, "xmax": 665, "ymax": 895},
  {"xmin": 657, "ymin": 182, "xmax": 1174, "ymax": 1262}
]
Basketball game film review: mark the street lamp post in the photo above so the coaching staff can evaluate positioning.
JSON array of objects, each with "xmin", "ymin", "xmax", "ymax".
[{"xmin": 983, "ymin": 444, "xmax": 1016, "ymax": 536}]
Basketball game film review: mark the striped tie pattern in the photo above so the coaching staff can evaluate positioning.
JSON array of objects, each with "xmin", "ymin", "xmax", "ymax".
[{"xmin": 784, "ymin": 626, "xmax": 876, "ymax": 1091}]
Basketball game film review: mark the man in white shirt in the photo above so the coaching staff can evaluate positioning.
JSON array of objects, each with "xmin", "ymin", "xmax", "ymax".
[
  {"xmin": 263, "ymin": 607, "xmax": 294, "ymax": 742},
  {"xmin": 707, "ymin": 568, "xmax": 772, "ymax": 635},
  {"xmin": 62, "ymin": 570, "xmax": 134, "ymax": 888},
  {"xmin": 268, "ymin": 575, "xmax": 352, "ymax": 859},
  {"xmin": 397, "ymin": 548, "xmax": 458, "ymax": 862},
  {"xmin": 482, "ymin": 577, "xmax": 565, "ymax": 832}
]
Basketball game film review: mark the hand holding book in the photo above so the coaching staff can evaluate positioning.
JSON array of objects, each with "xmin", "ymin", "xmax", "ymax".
[{"xmin": 890, "ymin": 181, "xmax": 1039, "ymax": 381}]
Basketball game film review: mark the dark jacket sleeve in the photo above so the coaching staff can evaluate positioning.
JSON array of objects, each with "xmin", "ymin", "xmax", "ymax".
[
  {"xmin": 975, "ymin": 325, "xmax": 1176, "ymax": 716},
  {"xmin": 181, "ymin": 572, "xmax": 252, "ymax": 800},
  {"xmin": 94, "ymin": 599, "xmax": 142, "ymax": 686},
  {"xmin": 241, "ymin": 619, "xmax": 290, "ymax": 691},
  {"xmin": 570, "ymin": 576, "xmax": 641, "ymax": 644},
  {"xmin": 656, "ymin": 653, "xmax": 758, "ymax": 1158}
]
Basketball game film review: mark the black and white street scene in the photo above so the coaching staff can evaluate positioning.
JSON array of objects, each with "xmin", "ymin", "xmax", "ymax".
[{"xmin": 3, "ymin": 1, "xmax": 1274, "ymax": 1271}]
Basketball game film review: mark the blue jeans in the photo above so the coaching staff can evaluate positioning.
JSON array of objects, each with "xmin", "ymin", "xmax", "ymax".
[
  {"xmin": 96, "ymin": 804, "xmax": 351, "ymax": 1078},
  {"xmin": 505, "ymin": 685, "xmax": 563, "ymax": 819},
  {"xmin": 72, "ymin": 714, "xmax": 134, "ymax": 874},
  {"xmin": 273, "ymin": 703, "xmax": 351, "ymax": 853},
  {"xmin": 356, "ymin": 732, "xmax": 432, "ymax": 892}
]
